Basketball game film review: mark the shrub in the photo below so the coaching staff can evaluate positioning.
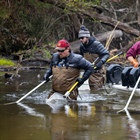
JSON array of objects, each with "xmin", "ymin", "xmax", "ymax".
[{"xmin": 0, "ymin": 58, "xmax": 16, "ymax": 66}]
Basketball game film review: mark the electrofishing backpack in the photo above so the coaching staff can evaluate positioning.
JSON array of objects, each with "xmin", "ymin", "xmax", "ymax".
[
  {"xmin": 128, "ymin": 67, "xmax": 140, "ymax": 88},
  {"xmin": 121, "ymin": 67, "xmax": 133, "ymax": 87},
  {"xmin": 121, "ymin": 67, "xmax": 140, "ymax": 88},
  {"xmin": 106, "ymin": 64, "xmax": 124, "ymax": 84}
]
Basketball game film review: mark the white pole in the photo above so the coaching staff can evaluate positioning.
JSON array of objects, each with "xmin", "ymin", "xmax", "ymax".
[
  {"xmin": 4, "ymin": 75, "xmax": 52, "ymax": 105},
  {"xmin": 117, "ymin": 76, "xmax": 140, "ymax": 113},
  {"xmin": 16, "ymin": 80, "xmax": 46, "ymax": 103}
]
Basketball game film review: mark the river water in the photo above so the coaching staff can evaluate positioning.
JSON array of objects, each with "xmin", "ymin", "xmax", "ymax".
[{"xmin": 0, "ymin": 69, "xmax": 140, "ymax": 140}]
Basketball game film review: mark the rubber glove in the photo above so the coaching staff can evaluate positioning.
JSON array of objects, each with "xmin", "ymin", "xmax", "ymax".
[
  {"xmin": 77, "ymin": 78, "xmax": 84, "ymax": 87},
  {"xmin": 131, "ymin": 59, "xmax": 139, "ymax": 68},
  {"xmin": 94, "ymin": 60, "xmax": 103, "ymax": 70},
  {"xmin": 43, "ymin": 74, "xmax": 50, "ymax": 82}
]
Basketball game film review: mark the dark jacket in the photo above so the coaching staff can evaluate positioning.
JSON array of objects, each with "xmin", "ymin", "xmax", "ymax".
[
  {"xmin": 45, "ymin": 52, "xmax": 93, "ymax": 82},
  {"xmin": 80, "ymin": 37, "xmax": 109, "ymax": 63}
]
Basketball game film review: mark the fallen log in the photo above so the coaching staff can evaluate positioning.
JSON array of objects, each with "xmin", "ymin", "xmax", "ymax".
[
  {"xmin": 95, "ymin": 30, "xmax": 123, "ymax": 42},
  {"xmin": 45, "ymin": 0, "xmax": 140, "ymax": 37},
  {"xmin": 70, "ymin": 30, "xmax": 123, "ymax": 52}
]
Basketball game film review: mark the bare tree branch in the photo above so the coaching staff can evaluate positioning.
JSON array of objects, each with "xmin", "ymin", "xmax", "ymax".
[{"xmin": 45, "ymin": 0, "xmax": 140, "ymax": 36}]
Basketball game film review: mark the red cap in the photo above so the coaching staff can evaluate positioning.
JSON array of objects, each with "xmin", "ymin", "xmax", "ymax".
[{"xmin": 56, "ymin": 40, "xmax": 70, "ymax": 50}]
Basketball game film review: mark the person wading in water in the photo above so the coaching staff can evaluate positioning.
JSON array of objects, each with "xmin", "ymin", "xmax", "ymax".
[
  {"xmin": 78, "ymin": 25, "xmax": 110, "ymax": 91},
  {"xmin": 44, "ymin": 39, "xmax": 93, "ymax": 100}
]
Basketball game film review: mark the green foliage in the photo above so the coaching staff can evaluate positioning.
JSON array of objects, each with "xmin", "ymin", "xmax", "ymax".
[
  {"xmin": 0, "ymin": 8, "xmax": 11, "ymax": 19},
  {"xmin": 16, "ymin": 46, "xmax": 52, "ymax": 60},
  {"xmin": 0, "ymin": 72, "xmax": 6, "ymax": 76},
  {"xmin": 64, "ymin": 0, "xmax": 100, "ymax": 9},
  {"xmin": 0, "ymin": 58, "xmax": 16, "ymax": 66},
  {"xmin": 0, "ymin": 0, "xmax": 104, "ymax": 57},
  {"xmin": 43, "ymin": 49, "xmax": 51, "ymax": 59}
]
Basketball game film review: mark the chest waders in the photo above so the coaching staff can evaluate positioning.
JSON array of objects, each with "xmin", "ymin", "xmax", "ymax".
[
  {"xmin": 48, "ymin": 66, "xmax": 80, "ymax": 100},
  {"xmin": 84, "ymin": 53, "xmax": 106, "ymax": 91}
]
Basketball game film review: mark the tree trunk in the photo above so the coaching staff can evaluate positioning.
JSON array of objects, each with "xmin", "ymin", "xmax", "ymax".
[
  {"xmin": 95, "ymin": 30, "xmax": 123, "ymax": 42},
  {"xmin": 70, "ymin": 30, "xmax": 123, "ymax": 52},
  {"xmin": 45, "ymin": 0, "xmax": 140, "ymax": 37}
]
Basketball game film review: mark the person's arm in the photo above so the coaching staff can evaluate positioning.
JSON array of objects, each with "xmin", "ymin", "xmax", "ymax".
[
  {"xmin": 94, "ymin": 41, "xmax": 110, "ymax": 63},
  {"xmin": 44, "ymin": 68, "xmax": 52, "ymax": 81},
  {"xmin": 126, "ymin": 42, "xmax": 140, "ymax": 68},
  {"xmin": 77, "ymin": 57, "xmax": 93, "ymax": 87},
  {"xmin": 94, "ymin": 41, "xmax": 110, "ymax": 70},
  {"xmin": 127, "ymin": 56, "xmax": 139, "ymax": 68},
  {"xmin": 43, "ymin": 57, "xmax": 53, "ymax": 81}
]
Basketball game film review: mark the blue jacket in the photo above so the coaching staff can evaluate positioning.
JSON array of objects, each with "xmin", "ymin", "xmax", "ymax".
[
  {"xmin": 80, "ymin": 37, "xmax": 110, "ymax": 63},
  {"xmin": 44, "ymin": 52, "xmax": 93, "ymax": 82}
]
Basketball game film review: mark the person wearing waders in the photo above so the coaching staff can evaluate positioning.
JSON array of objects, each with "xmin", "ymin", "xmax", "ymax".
[
  {"xmin": 126, "ymin": 41, "xmax": 140, "ymax": 68},
  {"xmin": 44, "ymin": 39, "xmax": 93, "ymax": 100},
  {"xmin": 78, "ymin": 25, "xmax": 110, "ymax": 91}
]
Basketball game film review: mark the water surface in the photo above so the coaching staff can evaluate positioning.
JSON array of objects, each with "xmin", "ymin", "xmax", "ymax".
[{"xmin": 0, "ymin": 70, "xmax": 140, "ymax": 140}]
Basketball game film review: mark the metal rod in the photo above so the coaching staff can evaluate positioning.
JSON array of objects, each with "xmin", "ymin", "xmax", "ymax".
[
  {"xmin": 63, "ymin": 82, "xmax": 78, "ymax": 98},
  {"xmin": 16, "ymin": 80, "xmax": 46, "ymax": 103},
  {"xmin": 117, "ymin": 76, "xmax": 140, "ymax": 113}
]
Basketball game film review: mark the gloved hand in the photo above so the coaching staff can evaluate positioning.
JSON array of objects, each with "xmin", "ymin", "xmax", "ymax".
[
  {"xmin": 43, "ymin": 74, "xmax": 50, "ymax": 82},
  {"xmin": 77, "ymin": 78, "xmax": 84, "ymax": 87},
  {"xmin": 131, "ymin": 59, "xmax": 139, "ymax": 68},
  {"xmin": 94, "ymin": 60, "xmax": 103, "ymax": 70}
]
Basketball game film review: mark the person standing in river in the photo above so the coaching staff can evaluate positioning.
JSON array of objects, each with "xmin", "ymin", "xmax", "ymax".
[
  {"xmin": 78, "ymin": 25, "xmax": 110, "ymax": 91},
  {"xmin": 126, "ymin": 41, "xmax": 140, "ymax": 68},
  {"xmin": 44, "ymin": 39, "xmax": 93, "ymax": 100}
]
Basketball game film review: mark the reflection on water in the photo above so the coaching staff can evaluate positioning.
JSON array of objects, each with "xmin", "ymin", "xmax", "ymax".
[
  {"xmin": 0, "ymin": 70, "xmax": 140, "ymax": 140},
  {"xmin": 125, "ymin": 110, "xmax": 140, "ymax": 140},
  {"xmin": 17, "ymin": 102, "xmax": 45, "ymax": 118}
]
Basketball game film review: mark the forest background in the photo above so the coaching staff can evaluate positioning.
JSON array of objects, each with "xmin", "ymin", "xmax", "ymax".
[{"xmin": 0, "ymin": 0, "xmax": 140, "ymax": 67}]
